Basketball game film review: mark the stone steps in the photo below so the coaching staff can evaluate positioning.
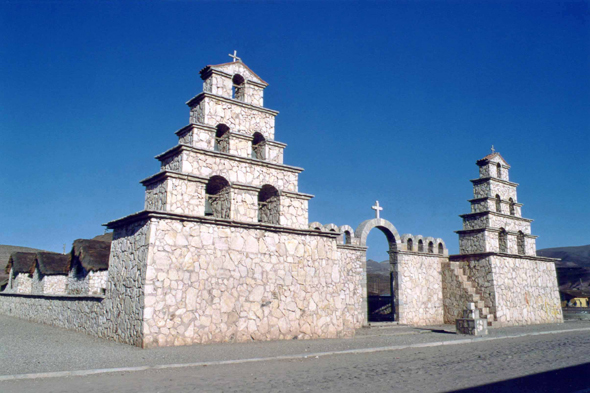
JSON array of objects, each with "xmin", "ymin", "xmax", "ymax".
[{"xmin": 449, "ymin": 262, "xmax": 495, "ymax": 326}]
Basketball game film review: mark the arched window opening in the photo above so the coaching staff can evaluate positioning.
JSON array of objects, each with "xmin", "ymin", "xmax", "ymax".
[
  {"xmin": 496, "ymin": 163, "xmax": 502, "ymax": 178},
  {"xmin": 428, "ymin": 241, "xmax": 434, "ymax": 253},
  {"xmin": 205, "ymin": 176, "xmax": 231, "ymax": 219},
  {"xmin": 343, "ymin": 231, "xmax": 352, "ymax": 245},
  {"xmin": 498, "ymin": 228, "xmax": 507, "ymax": 253},
  {"xmin": 418, "ymin": 239, "xmax": 424, "ymax": 252},
  {"xmin": 438, "ymin": 243, "xmax": 444, "ymax": 255},
  {"xmin": 252, "ymin": 132, "xmax": 266, "ymax": 160},
  {"xmin": 495, "ymin": 194, "xmax": 502, "ymax": 213},
  {"xmin": 214, "ymin": 124, "xmax": 230, "ymax": 153},
  {"xmin": 258, "ymin": 185, "xmax": 280, "ymax": 224},
  {"xmin": 232, "ymin": 74, "xmax": 245, "ymax": 101},
  {"xmin": 509, "ymin": 198, "xmax": 515, "ymax": 216},
  {"xmin": 517, "ymin": 231, "xmax": 525, "ymax": 255},
  {"xmin": 406, "ymin": 238, "xmax": 413, "ymax": 251}
]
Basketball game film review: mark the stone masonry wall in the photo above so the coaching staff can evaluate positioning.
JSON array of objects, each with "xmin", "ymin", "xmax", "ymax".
[
  {"xmin": 43, "ymin": 275, "xmax": 67, "ymax": 295},
  {"xmin": 190, "ymin": 96, "xmax": 276, "ymax": 140},
  {"xmin": 266, "ymin": 143, "xmax": 284, "ymax": 164},
  {"xmin": 280, "ymin": 196, "xmax": 309, "ymax": 229},
  {"xmin": 395, "ymin": 252, "xmax": 445, "ymax": 325},
  {"xmin": 459, "ymin": 231, "xmax": 486, "ymax": 253},
  {"xmin": 443, "ymin": 257, "xmax": 496, "ymax": 323},
  {"xmin": 0, "ymin": 220, "xmax": 152, "ymax": 346},
  {"xmin": 491, "ymin": 255, "xmax": 563, "ymax": 326},
  {"xmin": 88, "ymin": 271, "xmax": 108, "ymax": 295},
  {"xmin": 231, "ymin": 188, "xmax": 258, "ymax": 223},
  {"xmin": 142, "ymin": 219, "xmax": 364, "ymax": 347},
  {"xmin": 17, "ymin": 274, "xmax": 33, "ymax": 294},
  {"xmin": 145, "ymin": 182, "xmax": 168, "ymax": 211},
  {"xmin": 164, "ymin": 149, "xmax": 300, "ymax": 192},
  {"xmin": 473, "ymin": 181, "xmax": 517, "ymax": 201}
]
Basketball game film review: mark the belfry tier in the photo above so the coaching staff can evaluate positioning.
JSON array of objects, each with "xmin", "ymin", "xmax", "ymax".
[
  {"xmin": 456, "ymin": 152, "xmax": 537, "ymax": 256},
  {"xmin": 140, "ymin": 61, "xmax": 312, "ymax": 229}
]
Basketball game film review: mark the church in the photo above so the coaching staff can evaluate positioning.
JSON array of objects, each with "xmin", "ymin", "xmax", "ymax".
[{"xmin": 0, "ymin": 55, "xmax": 563, "ymax": 347}]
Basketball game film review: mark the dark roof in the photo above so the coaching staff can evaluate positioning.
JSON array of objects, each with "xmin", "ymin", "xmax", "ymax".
[
  {"xmin": 6, "ymin": 252, "xmax": 37, "ymax": 274},
  {"xmin": 72, "ymin": 239, "xmax": 111, "ymax": 272},
  {"xmin": 36, "ymin": 252, "xmax": 71, "ymax": 275},
  {"xmin": 476, "ymin": 152, "xmax": 509, "ymax": 167}
]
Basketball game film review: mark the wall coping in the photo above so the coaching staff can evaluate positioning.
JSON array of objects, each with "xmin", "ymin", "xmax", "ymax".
[
  {"xmin": 459, "ymin": 211, "xmax": 534, "ymax": 223},
  {"xmin": 449, "ymin": 252, "xmax": 560, "ymax": 263},
  {"xmin": 105, "ymin": 210, "xmax": 340, "ymax": 239},
  {"xmin": 396, "ymin": 250, "xmax": 448, "ymax": 258},
  {"xmin": 336, "ymin": 244, "xmax": 367, "ymax": 251},
  {"xmin": 455, "ymin": 228, "xmax": 538, "ymax": 238},
  {"xmin": 185, "ymin": 92, "xmax": 279, "ymax": 116},
  {"xmin": 155, "ymin": 144, "xmax": 304, "ymax": 174},
  {"xmin": 467, "ymin": 197, "xmax": 524, "ymax": 207},
  {"xmin": 140, "ymin": 171, "xmax": 314, "ymax": 200},
  {"xmin": 0, "ymin": 292, "xmax": 105, "ymax": 300},
  {"xmin": 470, "ymin": 177, "xmax": 519, "ymax": 187}
]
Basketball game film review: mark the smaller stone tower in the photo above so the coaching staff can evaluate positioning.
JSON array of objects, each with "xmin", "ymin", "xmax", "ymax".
[
  {"xmin": 445, "ymin": 151, "xmax": 563, "ymax": 327},
  {"xmin": 457, "ymin": 152, "xmax": 535, "ymax": 256}
]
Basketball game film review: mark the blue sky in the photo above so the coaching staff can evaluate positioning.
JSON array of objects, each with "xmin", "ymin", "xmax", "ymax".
[{"xmin": 1, "ymin": 1, "xmax": 588, "ymax": 260}]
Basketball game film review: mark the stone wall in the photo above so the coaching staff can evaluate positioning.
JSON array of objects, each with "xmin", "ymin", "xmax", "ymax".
[
  {"xmin": 17, "ymin": 274, "xmax": 33, "ymax": 294},
  {"xmin": 0, "ymin": 220, "xmax": 150, "ymax": 346},
  {"xmin": 280, "ymin": 195, "xmax": 309, "ymax": 229},
  {"xmin": 161, "ymin": 148, "xmax": 301, "ymax": 192},
  {"xmin": 459, "ymin": 231, "xmax": 486, "ymax": 253},
  {"xmin": 88, "ymin": 271, "xmax": 108, "ymax": 295},
  {"xmin": 142, "ymin": 218, "xmax": 364, "ymax": 348},
  {"xmin": 394, "ymin": 252, "xmax": 445, "ymax": 325},
  {"xmin": 231, "ymin": 188, "xmax": 258, "ymax": 222},
  {"xmin": 145, "ymin": 182, "xmax": 168, "ymax": 211},
  {"xmin": 166, "ymin": 177, "xmax": 206, "ymax": 216},
  {"xmin": 190, "ymin": 95, "xmax": 276, "ymax": 141},
  {"xmin": 266, "ymin": 142, "xmax": 284, "ymax": 164},
  {"xmin": 473, "ymin": 180, "xmax": 517, "ymax": 201},
  {"xmin": 67, "ymin": 265, "xmax": 88, "ymax": 295},
  {"xmin": 443, "ymin": 257, "xmax": 496, "ymax": 323},
  {"xmin": 491, "ymin": 255, "xmax": 563, "ymax": 326},
  {"xmin": 43, "ymin": 275, "xmax": 68, "ymax": 295}
]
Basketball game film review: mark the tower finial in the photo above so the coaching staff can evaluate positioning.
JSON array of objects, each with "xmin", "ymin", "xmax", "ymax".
[
  {"xmin": 491, "ymin": 145, "xmax": 495, "ymax": 153},
  {"xmin": 229, "ymin": 50, "xmax": 241, "ymax": 63}
]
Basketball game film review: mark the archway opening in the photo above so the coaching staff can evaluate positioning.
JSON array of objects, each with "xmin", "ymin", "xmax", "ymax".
[{"xmin": 365, "ymin": 226, "xmax": 397, "ymax": 322}]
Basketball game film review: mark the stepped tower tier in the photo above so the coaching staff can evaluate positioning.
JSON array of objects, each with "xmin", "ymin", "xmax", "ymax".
[{"xmin": 140, "ymin": 60, "xmax": 312, "ymax": 229}]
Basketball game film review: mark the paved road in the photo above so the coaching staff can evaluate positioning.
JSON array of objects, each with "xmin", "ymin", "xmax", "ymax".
[{"xmin": 3, "ymin": 326, "xmax": 590, "ymax": 392}]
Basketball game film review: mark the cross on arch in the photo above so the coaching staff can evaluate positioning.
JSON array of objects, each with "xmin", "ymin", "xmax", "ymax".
[
  {"xmin": 229, "ymin": 50, "xmax": 241, "ymax": 63},
  {"xmin": 372, "ymin": 201, "xmax": 383, "ymax": 219}
]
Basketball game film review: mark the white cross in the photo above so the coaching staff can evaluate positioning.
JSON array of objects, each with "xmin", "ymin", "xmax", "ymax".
[
  {"xmin": 372, "ymin": 200, "xmax": 383, "ymax": 219},
  {"xmin": 229, "ymin": 50, "xmax": 241, "ymax": 63}
]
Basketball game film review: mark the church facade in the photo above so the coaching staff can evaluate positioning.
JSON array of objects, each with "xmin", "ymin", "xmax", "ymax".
[{"xmin": 0, "ymin": 58, "xmax": 562, "ymax": 347}]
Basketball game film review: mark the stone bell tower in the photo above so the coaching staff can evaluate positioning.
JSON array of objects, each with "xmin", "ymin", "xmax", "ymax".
[
  {"xmin": 456, "ymin": 151, "xmax": 536, "ymax": 255},
  {"xmin": 447, "ymin": 150, "xmax": 563, "ymax": 327},
  {"xmin": 142, "ymin": 56, "xmax": 312, "ymax": 228}
]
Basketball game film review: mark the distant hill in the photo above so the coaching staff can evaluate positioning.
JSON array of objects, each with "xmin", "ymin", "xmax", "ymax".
[
  {"xmin": 366, "ymin": 259, "xmax": 390, "ymax": 275},
  {"xmin": 537, "ymin": 245, "xmax": 590, "ymax": 297},
  {"xmin": 537, "ymin": 245, "xmax": 590, "ymax": 268}
]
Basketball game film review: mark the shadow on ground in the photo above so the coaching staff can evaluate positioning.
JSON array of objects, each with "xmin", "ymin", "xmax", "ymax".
[{"xmin": 448, "ymin": 362, "xmax": 590, "ymax": 393}]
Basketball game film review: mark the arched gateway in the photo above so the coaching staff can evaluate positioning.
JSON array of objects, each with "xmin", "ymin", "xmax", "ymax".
[{"xmin": 355, "ymin": 217, "xmax": 401, "ymax": 324}]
